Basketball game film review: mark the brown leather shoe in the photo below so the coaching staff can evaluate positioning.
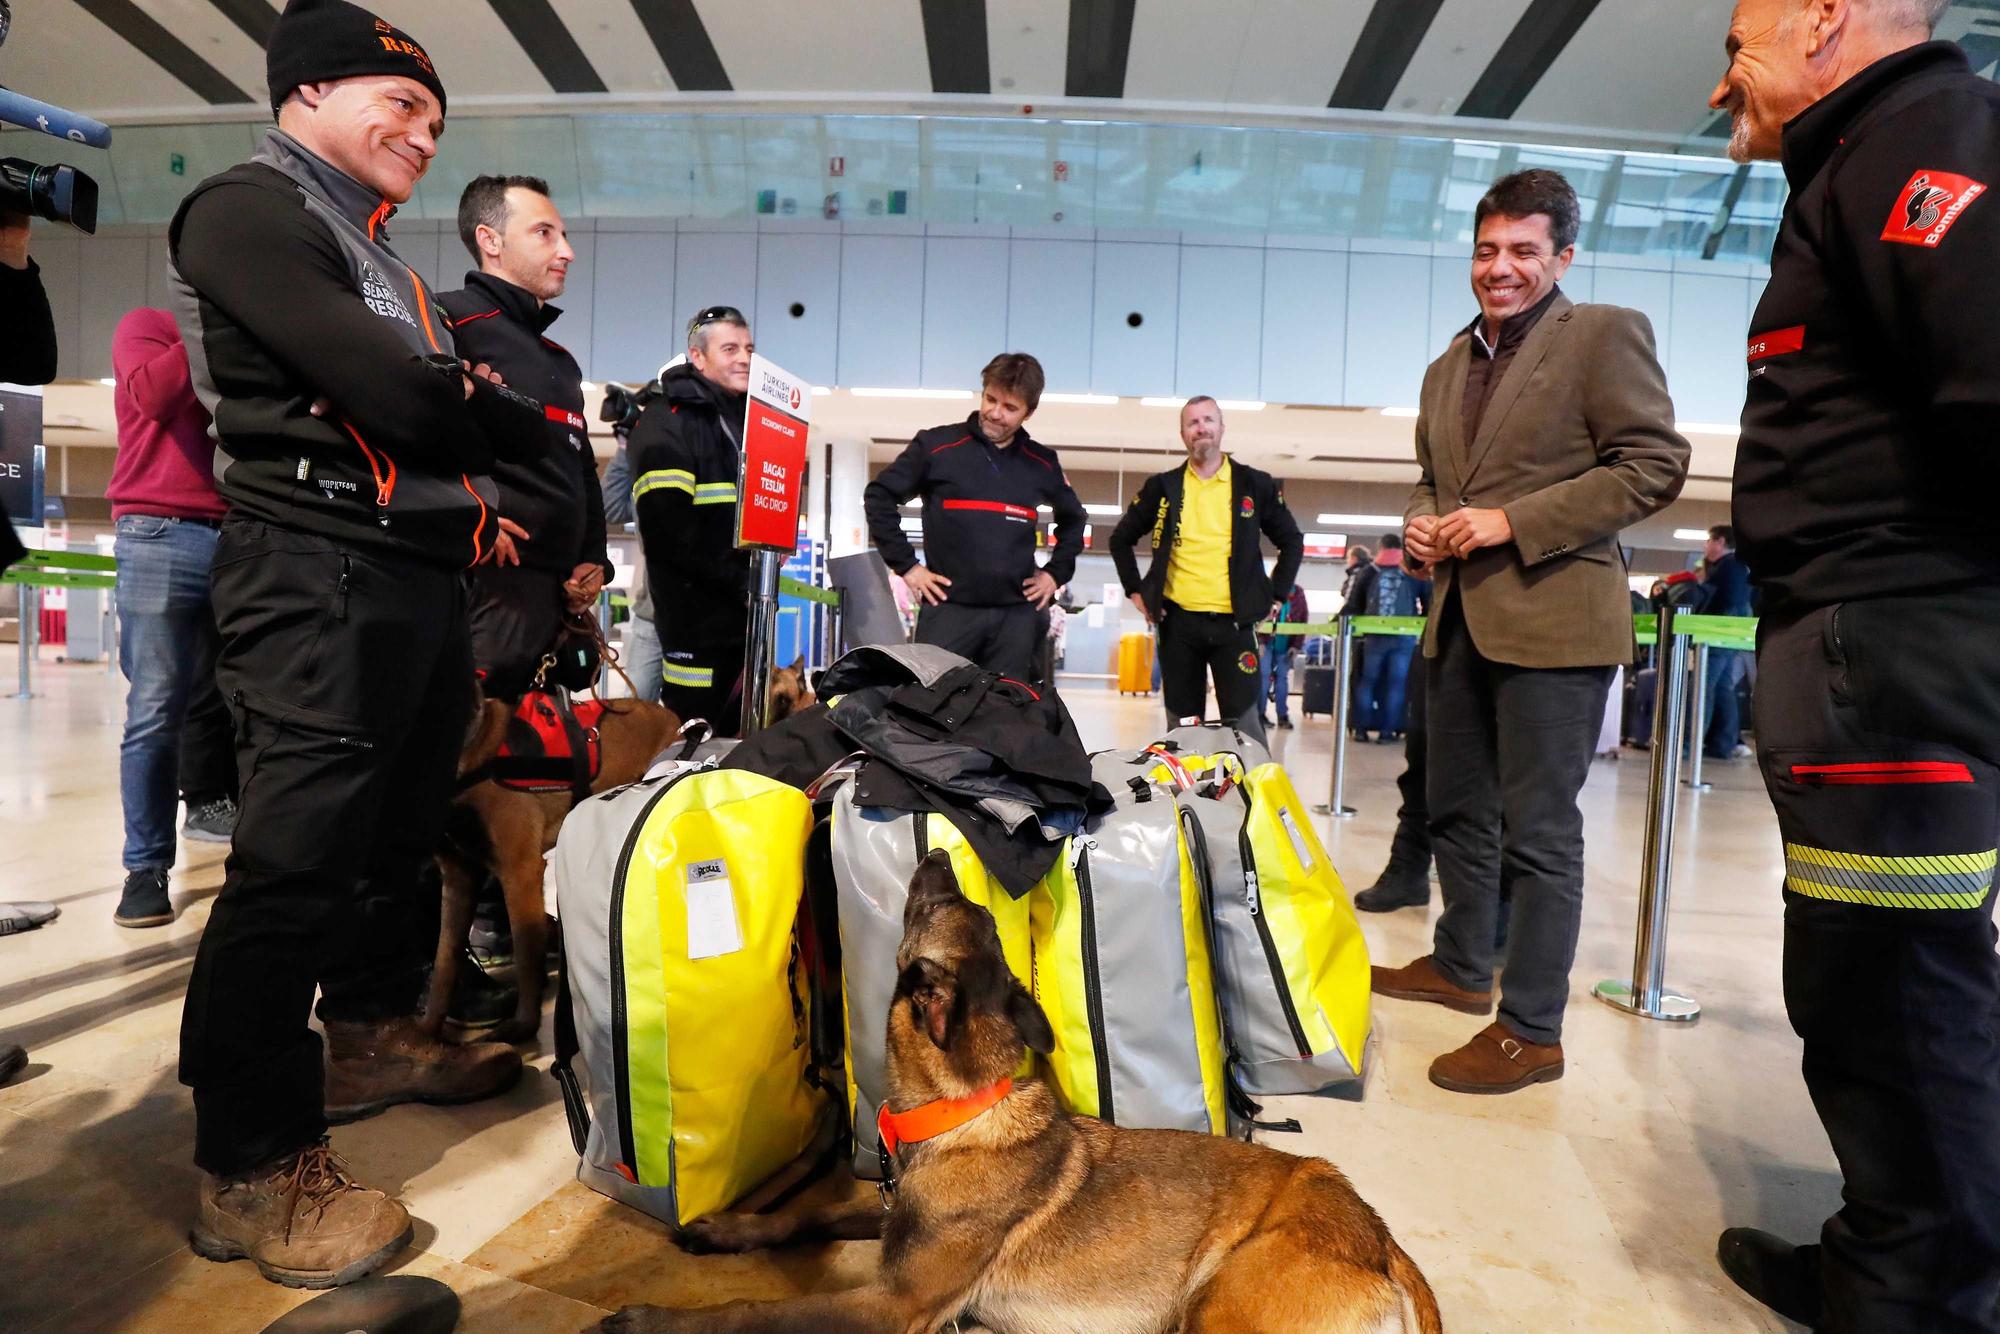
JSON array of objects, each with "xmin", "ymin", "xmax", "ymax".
[
  {"xmin": 323, "ymin": 1015, "xmax": 521, "ymax": 1124},
  {"xmin": 1371, "ymin": 955, "xmax": 1494, "ymax": 1014},
  {"xmin": 1429, "ymin": 1022, "xmax": 1564, "ymax": 1094},
  {"xmin": 190, "ymin": 1140, "xmax": 412, "ymax": 1288}
]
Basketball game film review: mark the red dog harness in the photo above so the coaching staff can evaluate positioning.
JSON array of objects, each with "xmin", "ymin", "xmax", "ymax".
[{"xmin": 489, "ymin": 691, "xmax": 606, "ymax": 802}]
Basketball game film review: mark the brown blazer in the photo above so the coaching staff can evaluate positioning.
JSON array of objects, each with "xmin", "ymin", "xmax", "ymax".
[{"xmin": 1406, "ymin": 295, "xmax": 1690, "ymax": 668}]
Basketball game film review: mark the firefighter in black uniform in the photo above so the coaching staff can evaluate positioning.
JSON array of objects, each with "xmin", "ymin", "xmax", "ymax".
[
  {"xmin": 630, "ymin": 306, "xmax": 754, "ymax": 732},
  {"xmin": 862, "ymin": 352, "xmax": 1086, "ymax": 683},
  {"xmin": 439, "ymin": 175, "xmax": 611, "ymax": 698},
  {"xmin": 1708, "ymin": 4, "xmax": 2000, "ymax": 1329}
]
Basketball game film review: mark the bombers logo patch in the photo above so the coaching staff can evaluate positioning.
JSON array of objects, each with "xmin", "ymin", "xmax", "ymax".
[
  {"xmin": 1240, "ymin": 496, "xmax": 1254, "ymax": 518},
  {"xmin": 1238, "ymin": 651, "xmax": 1259, "ymax": 674},
  {"xmin": 1882, "ymin": 170, "xmax": 1986, "ymax": 248}
]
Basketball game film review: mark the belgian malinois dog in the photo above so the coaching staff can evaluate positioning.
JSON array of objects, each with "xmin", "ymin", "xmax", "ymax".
[{"xmin": 603, "ymin": 851, "xmax": 1442, "ymax": 1333}]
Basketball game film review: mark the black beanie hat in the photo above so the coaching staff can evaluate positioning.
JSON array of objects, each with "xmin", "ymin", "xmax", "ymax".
[{"xmin": 266, "ymin": 0, "xmax": 448, "ymax": 118}]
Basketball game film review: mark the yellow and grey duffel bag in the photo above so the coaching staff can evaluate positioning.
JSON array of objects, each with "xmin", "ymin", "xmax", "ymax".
[
  {"xmin": 828, "ymin": 780, "xmax": 1034, "ymax": 1179},
  {"xmin": 549, "ymin": 763, "xmax": 825, "ymax": 1226},
  {"xmin": 1173, "ymin": 757, "xmax": 1373, "ymax": 1097},
  {"xmin": 1029, "ymin": 790, "xmax": 1233, "ymax": 1136}
]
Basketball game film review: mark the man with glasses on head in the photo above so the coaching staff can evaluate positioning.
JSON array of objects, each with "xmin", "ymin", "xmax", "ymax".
[
  {"xmin": 629, "ymin": 306, "xmax": 755, "ymax": 732},
  {"xmin": 863, "ymin": 352, "xmax": 1086, "ymax": 684}
]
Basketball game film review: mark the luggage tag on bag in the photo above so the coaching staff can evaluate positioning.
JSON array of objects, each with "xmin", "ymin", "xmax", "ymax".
[{"xmin": 685, "ymin": 859, "xmax": 744, "ymax": 960}]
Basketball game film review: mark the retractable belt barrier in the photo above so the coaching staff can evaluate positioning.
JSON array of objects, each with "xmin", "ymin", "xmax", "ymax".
[
  {"xmin": 775, "ymin": 576, "xmax": 845, "ymax": 683},
  {"xmin": 6, "ymin": 550, "xmax": 118, "ymax": 700},
  {"xmin": 1280, "ymin": 605, "xmax": 1756, "ymax": 1027}
]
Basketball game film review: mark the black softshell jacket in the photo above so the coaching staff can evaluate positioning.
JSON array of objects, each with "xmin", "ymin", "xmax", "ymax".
[
  {"xmin": 862, "ymin": 417, "xmax": 1087, "ymax": 607},
  {"xmin": 1735, "ymin": 43, "xmax": 2000, "ymax": 614},
  {"xmin": 169, "ymin": 129, "xmax": 544, "ymax": 569},
  {"xmin": 439, "ymin": 271, "xmax": 609, "ymax": 580}
]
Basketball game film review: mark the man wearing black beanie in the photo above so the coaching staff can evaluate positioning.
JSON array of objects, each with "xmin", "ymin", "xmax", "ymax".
[{"xmin": 168, "ymin": 0, "xmax": 542, "ymax": 1290}]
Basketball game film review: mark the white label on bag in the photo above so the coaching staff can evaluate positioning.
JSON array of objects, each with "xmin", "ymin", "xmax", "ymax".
[
  {"xmin": 1277, "ymin": 807, "xmax": 1315, "ymax": 871},
  {"xmin": 685, "ymin": 859, "xmax": 743, "ymax": 960}
]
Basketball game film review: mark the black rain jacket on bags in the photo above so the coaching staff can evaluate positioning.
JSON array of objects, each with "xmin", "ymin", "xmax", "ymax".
[{"xmin": 725, "ymin": 644, "xmax": 1104, "ymax": 894}]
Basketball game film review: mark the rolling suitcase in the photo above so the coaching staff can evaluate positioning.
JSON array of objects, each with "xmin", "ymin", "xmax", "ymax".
[
  {"xmin": 1301, "ymin": 665, "xmax": 1336, "ymax": 718},
  {"xmin": 1117, "ymin": 632, "xmax": 1154, "ymax": 695}
]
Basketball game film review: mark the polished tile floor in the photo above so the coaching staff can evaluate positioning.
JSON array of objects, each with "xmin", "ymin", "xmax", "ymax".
[{"xmin": 0, "ymin": 660, "xmax": 1824, "ymax": 1332}]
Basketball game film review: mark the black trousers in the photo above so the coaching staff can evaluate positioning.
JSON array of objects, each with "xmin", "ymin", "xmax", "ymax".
[
  {"xmin": 1157, "ymin": 602, "xmax": 1262, "ymax": 726},
  {"xmin": 1388, "ymin": 645, "xmax": 1432, "ymax": 873},
  {"xmin": 176, "ymin": 628, "xmax": 238, "ymax": 805},
  {"xmin": 915, "ymin": 601, "xmax": 1041, "ymax": 684},
  {"xmin": 1426, "ymin": 593, "xmax": 1612, "ymax": 1045},
  {"xmin": 180, "ymin": 521, "xmax": 474, "ymax": 1177},
  {"xmin": 660, "ymin": 636, "xmax": 745, "ymax": 739},
  {"xmin": 466, "ymin": 565, "xmax": 567, "ymax": 699},
  {"xmin": 1755, "ymin": 587, "xmax": 2000, "ymax": 1333}
]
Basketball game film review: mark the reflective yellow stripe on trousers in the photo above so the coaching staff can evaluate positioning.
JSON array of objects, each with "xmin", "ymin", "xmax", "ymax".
[
  {"xmin": 663, "ymin": 662, "xmax": 715, "ymax": 688},
  {"xmin": 1784, "ymin": 844, "xmax": 1997, "ymax": 910}
]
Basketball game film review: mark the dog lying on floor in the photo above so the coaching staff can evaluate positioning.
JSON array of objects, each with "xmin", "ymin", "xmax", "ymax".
[
  {"xmin": 603, "ymin": 850, "xmax": 1442, "ymax": 1334},
  {"xmin": 425, "ymin": 661, "xmax": 818, "ymax": 1044}
]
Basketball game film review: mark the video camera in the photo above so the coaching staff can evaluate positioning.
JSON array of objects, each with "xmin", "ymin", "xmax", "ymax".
[
  {"xmin": 599, "ymin": 379, "xmax": 664, "ymax": 438},
  {"xmin": 0, "ymin": 0, "xmax": 109, "ymax": 235}
]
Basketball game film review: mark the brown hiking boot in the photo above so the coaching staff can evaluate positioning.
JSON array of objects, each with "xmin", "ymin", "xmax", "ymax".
[
  {"xmin": 323, "ymin": 1016, "xmax": 522, "ymax": 1124},
  {"xmin": 1371, "ymin": 955, "xmax": 1494, "ymax": 1015},
  {"xmin": 190, "ymin": 1140, "xmax": 412, "ymax": 1288},
  {"xmin": 1429, "ymin": 1022, "xmax": 1565, "ymax": 1094}
]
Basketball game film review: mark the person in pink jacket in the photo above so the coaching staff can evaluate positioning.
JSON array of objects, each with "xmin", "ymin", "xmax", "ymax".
[{"xmin": 107, "ymin": 307, "xmax": 238, "ymax": 929}]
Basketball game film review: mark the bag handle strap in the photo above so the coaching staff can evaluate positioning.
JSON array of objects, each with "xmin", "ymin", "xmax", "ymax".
[
  {"xmin": 804, "ymin": 751, "xmax": 869, "ymax": 801},
  {"xmin": 550, "ymin": 944, "xmax": 591, "ymax": 1156}
]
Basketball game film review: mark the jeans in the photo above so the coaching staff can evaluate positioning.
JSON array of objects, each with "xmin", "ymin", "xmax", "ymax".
[
  {"xmin": 1702, "ymin": 647, "xmax": 1749, "ymax": 758},
  {"xmin": 1355, "ymin": 637, "xmax": 1417, "ymax": 737},
  {"xmin": 1259, "ymin": 639, "xmax": 1293, "ymax": 721},
  {"xmin": 180, "ymin": 520, "xmax": 474, "ymax": 1177},
  {"xmin": 623, "ymin": 615, "xmax": 663, "ymax": 702},
  {"xmin": 1755, "ymin": 589, "xmax": 2000, "ymax": 1332},
  {"xmin": 1426, "ymin": 595, "xmax": 1612, "ymax": 1045},
  {"xmin": 116, "ymin": 516, "xmax": 234, "ymax": 873}
]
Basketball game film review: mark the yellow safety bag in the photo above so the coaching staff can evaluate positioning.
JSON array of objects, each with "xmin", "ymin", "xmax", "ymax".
[{"xmin": 551, "ymin": 765, "xmax": 825, "ymax": 1226}]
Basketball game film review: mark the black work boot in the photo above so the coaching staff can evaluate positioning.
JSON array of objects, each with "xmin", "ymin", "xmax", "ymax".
[
  {"xmin": 1717, "ymin": 1228, "xmax": 1822, "ymax": 1327},
  {"xmin": 419, "ymin": 949, "xmax": 519, "ymax": 1030},
  {"xmin": 114, "ymin": 869, "xmax": 175, "ymax": 928},
  {"xmin": 1353, "ymin": 860, "xmax": 1431, "ymax": 912}
]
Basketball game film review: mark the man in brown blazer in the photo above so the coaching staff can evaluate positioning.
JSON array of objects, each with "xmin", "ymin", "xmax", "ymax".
[{"xmin": 1372, "ymin": 169, "xmax": 1690, "ymax": 1094}]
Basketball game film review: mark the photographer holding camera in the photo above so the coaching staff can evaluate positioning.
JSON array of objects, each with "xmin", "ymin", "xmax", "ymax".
[{"xmin": 1, "ymin": 200, "xmax": 61, "ymax": 1089}]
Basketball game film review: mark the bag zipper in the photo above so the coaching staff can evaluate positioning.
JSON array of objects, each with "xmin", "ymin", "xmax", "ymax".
[
  {"xmin": 607, "ymin": 770, "xmax": 698, "ymax": 1182},
  {"xmin": 1235, "ymin": 778, "xmax": 1310, "ymax": 1058},
  {"xmin": 1068, "ymin": 836, "xmax": 1112, "ymax": 1122}
]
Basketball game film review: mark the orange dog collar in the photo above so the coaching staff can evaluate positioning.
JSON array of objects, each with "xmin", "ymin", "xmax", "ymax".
[{"xmin": 877, "ymin": 1077, "xmax": 1013, "ymax": 1159}]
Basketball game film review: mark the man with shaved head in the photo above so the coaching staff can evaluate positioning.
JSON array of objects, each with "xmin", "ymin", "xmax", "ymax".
[{"xmin": 1708, "ymin": 1, "xmax": 2000, "ymax": 1327}]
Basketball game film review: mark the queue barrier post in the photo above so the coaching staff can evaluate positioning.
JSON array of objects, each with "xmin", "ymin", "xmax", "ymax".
[
  {"xmin": 13, "ymin": 581, "xmax": 38, "ymax": 700},
  {"xmin": 742, "ymin": 551, "xmax": 783, "ymax": 738},
  {"xmin": 1594, "ymin": 601, "xmax": 1700, "ymax": 1023},
  {"xmin": 827, "ymin": 596, "xmax": 845, "ymax": 670},
  {"xmin": 1314, "ymin": 614, "xmax": 1358, "ymax": 821},
  {"xmin": 1684, "ymin": 640, "xmax": 1713, "ymax": 793}
]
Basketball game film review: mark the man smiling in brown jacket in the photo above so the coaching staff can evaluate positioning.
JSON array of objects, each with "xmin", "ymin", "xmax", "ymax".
[{"xmin": 1372, "ymin": 169, "xmax": 1690, "ymax": 1094}]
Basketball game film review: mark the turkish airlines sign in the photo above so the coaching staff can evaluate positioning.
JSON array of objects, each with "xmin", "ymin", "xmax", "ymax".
[{"xmin": 734, "ymin": 354, "xmax": 811, "ymax": 553}]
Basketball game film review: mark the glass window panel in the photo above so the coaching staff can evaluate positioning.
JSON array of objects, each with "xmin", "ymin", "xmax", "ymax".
[{"xmin": 411, "ymin": 117, "xmax": 583, "ymax": 221}]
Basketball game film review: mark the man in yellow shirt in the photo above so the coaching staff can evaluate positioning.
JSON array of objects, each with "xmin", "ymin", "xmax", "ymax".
[{"xmin": 1110, "ymin": 397, "xmax": 1305, "ymax": 735}]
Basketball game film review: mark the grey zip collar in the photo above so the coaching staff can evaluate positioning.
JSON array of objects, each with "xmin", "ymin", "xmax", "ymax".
[{"xmin": 253, "ymin": 127, "xmax": 391, "ymax": 236}]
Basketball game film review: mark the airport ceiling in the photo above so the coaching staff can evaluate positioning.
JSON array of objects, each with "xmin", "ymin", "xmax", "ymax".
[{"xmin": 12, "ymin": 1, "xmax": 2000, "ymax": 152}]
